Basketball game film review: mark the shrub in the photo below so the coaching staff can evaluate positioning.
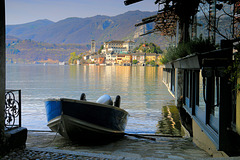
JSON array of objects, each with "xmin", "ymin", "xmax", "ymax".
[
  {"xmin": 132, "ymin": 59, "xmax": 138, "ymax": 64},
  {"xmin": 150, "ymin": 60, "xmax": 156, "ymax": 66},
  {"xmin": 160, "ymin": 36, "xmax": 216, "ymax": 64}
]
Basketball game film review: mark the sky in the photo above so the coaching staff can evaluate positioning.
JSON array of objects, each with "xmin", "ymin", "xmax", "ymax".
[{"xmin": 6, "ymin": 0, "xmax": 158, "ymax": 25}]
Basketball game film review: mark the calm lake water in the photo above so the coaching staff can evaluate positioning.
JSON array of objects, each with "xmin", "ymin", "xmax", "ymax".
[{"xmin": 6, "ymin": 64, "xmax": 179, "ymax": 135}]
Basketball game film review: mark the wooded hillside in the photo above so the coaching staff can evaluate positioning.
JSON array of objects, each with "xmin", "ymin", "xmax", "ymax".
[{"xmin": 6, "ymin": 38, "xmax": 89, "ymax": 64}]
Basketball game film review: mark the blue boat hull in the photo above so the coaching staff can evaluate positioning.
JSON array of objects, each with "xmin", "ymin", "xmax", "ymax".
[{"xmin": 45, "ymin": 98, "xmax": 129, "ymax": 142}]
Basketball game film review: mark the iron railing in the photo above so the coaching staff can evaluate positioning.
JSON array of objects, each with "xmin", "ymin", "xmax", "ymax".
[{"xmin": 5, "ymin": 89, "xmax": 21, "ymax": 130}]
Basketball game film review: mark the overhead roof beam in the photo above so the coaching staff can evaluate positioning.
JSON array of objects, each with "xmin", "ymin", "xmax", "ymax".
[
  {"xmin": 135, "ymin": 14, "xmax": 157, "ymax": 27},
  {"xmin": 140, "ymin": 29, "xmax": 156, "ymax": 36},
  {"xmin": 124, "ymin": 0, "xmax": 143, "ymax": 6},
  {"xmin": 142, "ymin": 14, "xmax": 158, "ymax": 22}
]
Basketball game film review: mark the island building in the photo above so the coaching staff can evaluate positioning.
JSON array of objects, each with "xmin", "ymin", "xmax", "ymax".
[
  {"xmin": 132, "ymin": 52, "xmax": 146, "ymax": 65},
  {"xmin": 101, "ymin": 40, "xmax": 136, "ymax": 54},
  {"xmin": 82, "ymin": 40, "xmax": 161, "ymax": 66},
  {"xmin": 101, "ymin": 40, "xmax": 135, "ymax": 65}
]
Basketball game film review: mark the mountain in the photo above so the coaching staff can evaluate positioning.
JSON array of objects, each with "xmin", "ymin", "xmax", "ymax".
[
  {"xmin": 6, "ymin": 10, "xmax": 158, "ymax": 45},
  {"xmin": 6, "ymin": 10, "xmax": 174, "ymax": 64},
  {"xmin": 6, "ymin": 19, "xmax": 54, "ymax": 39}
]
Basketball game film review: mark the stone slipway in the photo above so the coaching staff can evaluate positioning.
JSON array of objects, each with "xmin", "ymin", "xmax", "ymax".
[
  {"xmin": 6, "ymin": 131, "xmax": 214, "ymax": 159},
  {"xmin": 4, "ymin": 131, "xmax": 240, "ymax": 159}
]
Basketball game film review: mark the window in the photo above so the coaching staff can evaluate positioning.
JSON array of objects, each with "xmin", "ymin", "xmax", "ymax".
[
  {"xmin": 208, "ymin": 76, "xmax": 220, "ymax": 133},
  {"xmin": 184, "ymin": 70, "xmax": 191, "ymax": 108},
  {"xmin": 212, "ymin": 77, "xmax": 220, "ymax": 118},
  {"xmin": 194, "ymin": 70, "xmax": 206, "ymax": 123},
  {"xmin": 171, "ymin": 69, "xmax": 175, "ymax": 94},
  {"xmin": 198, "ymin": 71, "xmax": 206, "ymax": 112},
  {"xmin": 183, "ymin": 70, "xmax": 202, "ymax": 115}
]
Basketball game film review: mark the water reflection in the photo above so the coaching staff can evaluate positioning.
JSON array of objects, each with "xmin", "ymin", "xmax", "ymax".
[
  {"xmin": 7, "ymin": 64, "xmax": 176, "ymax": 134},
  {"xmin": 156, "ymin": 105, "xmax": 182, "ymax": 136}
]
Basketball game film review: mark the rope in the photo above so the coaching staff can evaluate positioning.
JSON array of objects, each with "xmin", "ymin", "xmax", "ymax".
[
  {"xmin": 124, "ymin": 133, "xmax": 182, "ymax": 141},
  {"xmin": 44, "ymin": 120, "xmax": 62, "ymax": 147}
]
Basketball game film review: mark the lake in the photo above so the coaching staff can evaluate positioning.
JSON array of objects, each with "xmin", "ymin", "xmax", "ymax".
[{"xmin": 6, "ymin": 64, "xmax": 179, "ymax": 135}]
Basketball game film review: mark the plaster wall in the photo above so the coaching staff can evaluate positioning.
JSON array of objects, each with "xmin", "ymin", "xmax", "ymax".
[{"xmin": 192, "ymin": 120, "xmax": 228, "ymax": 158}]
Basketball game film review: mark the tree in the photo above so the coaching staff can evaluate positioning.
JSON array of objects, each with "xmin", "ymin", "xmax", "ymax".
[
  {"xmin": 150, "ymin": 60, "xmax": 156, "ymax": 66},
  {"xmin": 134, "ymin": 42, "xmax": 163, "ymax": 54},
  {"xmin": 154, "ymin": 0, "xmax": 200, "ymax": 43},
  {"xmin": 98, "ymin": 45, "xmax": 104, "ymax": 54},
  {"xmin": 174, "ymin": 0, "xmax": 200, "ymax": 42},
  {"xmin": 132, "ymin": 59, "xmax": 138, "ymax": 64},
  {"xmin": 68, "ymin": 52, "xmax": 83, "ymax": 64},
  {"xmin": 132, "ymin": 0, "xmax": 237, "ymax": 43}
]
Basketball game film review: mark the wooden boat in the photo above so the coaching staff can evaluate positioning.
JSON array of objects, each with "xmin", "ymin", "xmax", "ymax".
[{"xmin": 45, "ymin": 94, "xmax": 129, "ymax": 142}]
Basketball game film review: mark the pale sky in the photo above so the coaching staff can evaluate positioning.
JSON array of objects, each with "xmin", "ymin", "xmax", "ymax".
[{"xmin": 6, "ymin": 0, "xmax": 158, "ymax": 25}]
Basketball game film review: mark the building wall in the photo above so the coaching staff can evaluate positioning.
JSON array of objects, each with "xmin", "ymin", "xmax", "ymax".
[
  {"xmin": 122, "ymin": 55, "xmax": 132, "ymax": 62},
  {"xmin": 146, "ymin": 54, "xmax": 157, "ymax": 61},
  {"xmin": 163, "ymin": 67, "xmax": 233, "ymax": 157},
  {"xmin": 123, "ymin": 41, "xmax": 136, "ymax": 52},
  {"xmin": 103, "ymin": 40, "xmax": 135, "ymax": 54},
  {"xmin": 0, "ymin": 2, "xmax": 6, "ymax": 148},
  {"xmin": 132, "ymin": 53, "xmax": 146, "ymax": 64},
  {"xmin": 237, "ymin": 78, "xmax": 240, "ymax": 135}
]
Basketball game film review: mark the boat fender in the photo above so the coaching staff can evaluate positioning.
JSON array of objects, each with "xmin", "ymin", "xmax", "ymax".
[
  {"xmin": 114, "ymin": 95, "xmax": 121, "ymax": 108},
  {"xmin": 80, "ymin": 93, "xmax": 86, "ymax": 101},
  {"xmin": 96, "ymin": 94, "xmax": 113, "ymax": 105}
]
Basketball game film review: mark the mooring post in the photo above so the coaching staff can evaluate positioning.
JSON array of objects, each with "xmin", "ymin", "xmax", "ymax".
[{"xmin": 0, "ymin": 0, "xmax": 6, "ymax": 146}]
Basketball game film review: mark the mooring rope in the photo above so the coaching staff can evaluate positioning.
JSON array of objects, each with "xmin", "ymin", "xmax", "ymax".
[
  {"xmin": 47, "ymin": 122, "xmax": 61, "ymax": 147},
  {"xmin": 28, "ymin": 129, "xmax": 182, "ymax": 142}
]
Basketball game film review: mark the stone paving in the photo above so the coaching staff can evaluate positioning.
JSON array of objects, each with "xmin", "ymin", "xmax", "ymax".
[
  {"xmin": 1, "ymin": 131, "xmax": 215, "ymax": 160},
  {"xmin": 1, "ymin": 149, "xmax": 106, "ymax": 160}
]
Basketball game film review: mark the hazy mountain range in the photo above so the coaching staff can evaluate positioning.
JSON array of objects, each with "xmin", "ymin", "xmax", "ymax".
[
  {"xmin": 6, "ymin": 10, "xmax": 161, "ymax": 45},
  {"xmin": 6, "ymin": 10, "xmax": 174, "ymax": 64}
]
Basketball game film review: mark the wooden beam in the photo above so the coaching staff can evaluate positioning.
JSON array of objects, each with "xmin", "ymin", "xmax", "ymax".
[
  {"xmin": 124, "ymin": 0, "xmax": 143, "ymax": 6},
  {"xmin": 142, "ymin": 14, "xmax": 157, "ymax": 22},
  {"xmin": 135, "ymin": 15, "xmax": 157, "ymax": 27},
  {"xmin": 140, "ymin": 29, "xmax": 156, "ymax": 36}
]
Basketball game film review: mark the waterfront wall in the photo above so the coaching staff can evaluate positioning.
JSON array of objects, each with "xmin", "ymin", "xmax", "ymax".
[
  {"xmin": 162, "ymin": 68, "xmax": 226, "ymax": 157},
  {"xmin": 162, "ymin": 51, "xmax": 238, "ymax": 157},
  {"xmin": 192, "ymin": 120, "xmax": 228, "ymax": 157}
]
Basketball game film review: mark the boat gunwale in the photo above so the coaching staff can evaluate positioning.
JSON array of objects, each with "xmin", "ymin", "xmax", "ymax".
[
  {"xmin": 45, "ymin": 98, "xmax": 61, "ymax": 102},
  {"xmin": 48, "ymin": 98, "xmax": 130, "ymax": 115}
]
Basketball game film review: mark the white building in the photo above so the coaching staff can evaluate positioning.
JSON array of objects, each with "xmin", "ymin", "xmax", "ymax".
[
  {"xmin": 101, "ymin": 40, "xmax": 135, "ymax": 54},
  {"xmin": 105, "ymin": 52, "xmax": 117, "ymax": 65},
  {"xmin": 123, "ymin": 41, "xmax": 136, "ymax": 52}
]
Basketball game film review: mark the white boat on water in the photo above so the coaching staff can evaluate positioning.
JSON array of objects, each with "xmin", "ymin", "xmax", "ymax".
[{"xmin": 59, "ymin": 62, "xmax": 66, "ymax": 65}]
